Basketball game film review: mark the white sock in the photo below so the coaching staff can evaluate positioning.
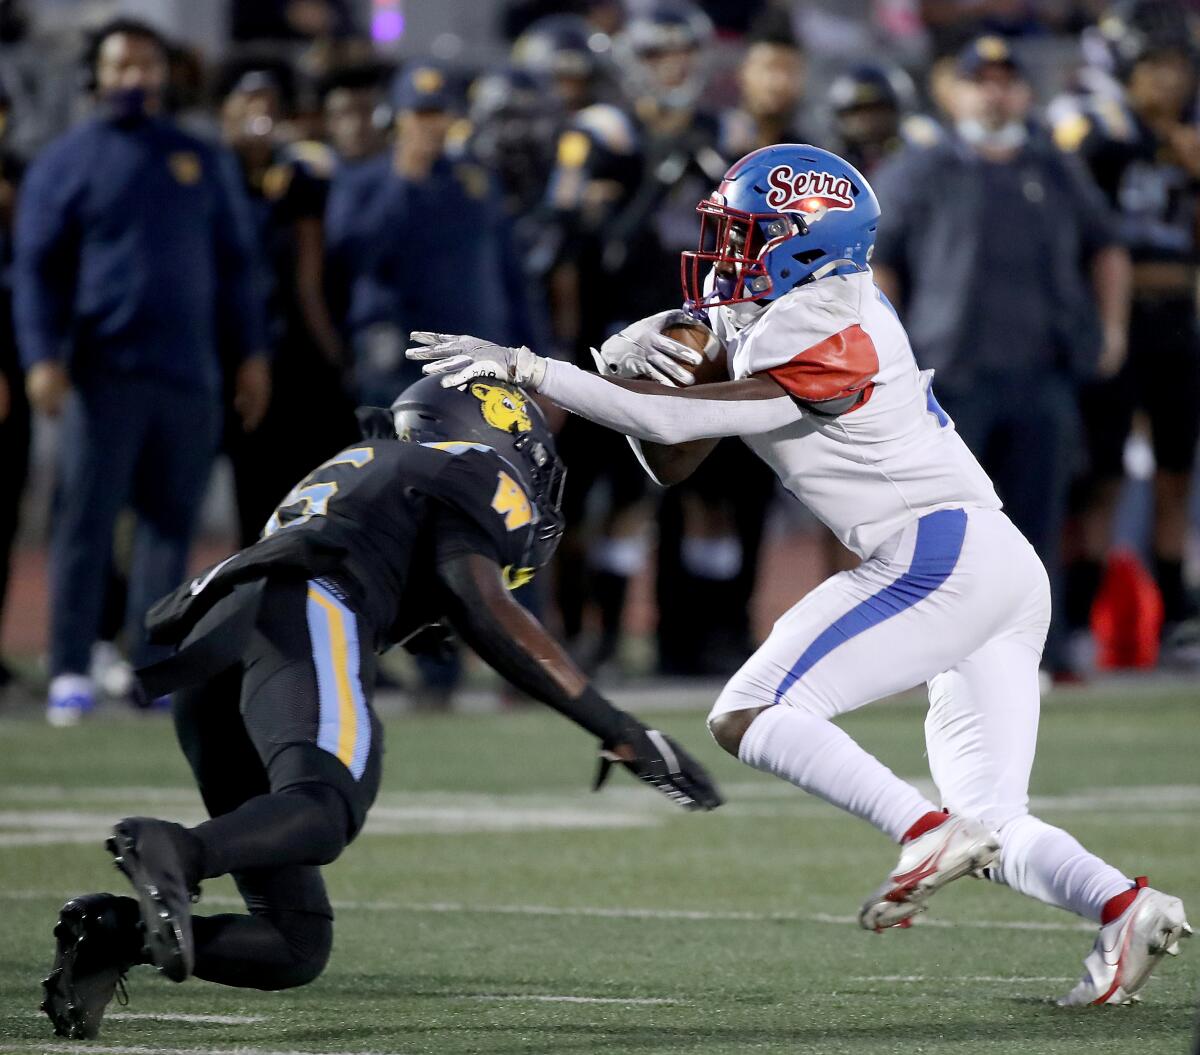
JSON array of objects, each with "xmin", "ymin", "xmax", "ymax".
[
  {"xmin": 738, "ymin": 705, "xmax": 937, "ymax": 841},
  {"xmin": 988, "ymin": 814, "xmax": 1132, "ymax": 921}
]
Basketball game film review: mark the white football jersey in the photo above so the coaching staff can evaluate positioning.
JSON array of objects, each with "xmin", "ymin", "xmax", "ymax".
[{"xmin": 710, "ymin": 269, "xmax": 1001, "ymax": 559}]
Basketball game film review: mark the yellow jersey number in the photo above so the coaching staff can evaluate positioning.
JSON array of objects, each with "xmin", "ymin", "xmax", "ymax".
[
  {"xmin": 491, "ymin": 470, "xmax": 532, "ymax": 530},
  {"xmin": 263, "ymin": 447, "xmax": 375, "ymax": 537}
]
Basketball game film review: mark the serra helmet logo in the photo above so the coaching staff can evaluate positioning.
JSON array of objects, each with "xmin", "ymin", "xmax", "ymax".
[{"xmin": 764, "ymin": 165, "xmax": 855, "ymax": 220}]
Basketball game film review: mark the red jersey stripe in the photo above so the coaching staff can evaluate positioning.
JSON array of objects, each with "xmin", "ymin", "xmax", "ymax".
[{"xmin": 764, "ymin": 323, "xmax": 880, "ymax": 406}]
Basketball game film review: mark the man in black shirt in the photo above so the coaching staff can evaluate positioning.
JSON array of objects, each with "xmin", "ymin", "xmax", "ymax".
[
  {"xmin": 1052, "ymin": 1, "xmax": 1200, "ymax": 650},
  {"xmin": 872, "ymin": 36, "xmax": 1133, "ymax": 675},
  {"xmin": 40, "ymin": 376, "xmax": 721, "ymax": 1041}
]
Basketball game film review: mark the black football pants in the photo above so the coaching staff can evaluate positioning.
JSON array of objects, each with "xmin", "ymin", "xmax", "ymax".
[{"xmin": 171, "ymin": 577, "xmax": 383, "ymax": 990}]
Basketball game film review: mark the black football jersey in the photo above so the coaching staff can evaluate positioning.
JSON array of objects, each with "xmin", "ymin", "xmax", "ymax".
[
  {"xmin": 1053, "ymin": 95, "xmax": 1200, "ymax": 265},
  {"xmin": 264, "ymin": 439, "xmax": 540, "ymax": 642},
  {"xmin": 146, "ymin": 439, "xmax": 540, "ymax": 653}
]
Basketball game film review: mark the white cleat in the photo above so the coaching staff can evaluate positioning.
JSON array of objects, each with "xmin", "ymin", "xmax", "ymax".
[
  {"xmin": 859, "ymin": 815, "xmax": 999, "ymax": 932},
  {"xmin": 1057, "ymin": 878, "xmax": 1191, "ymax": 1006}
]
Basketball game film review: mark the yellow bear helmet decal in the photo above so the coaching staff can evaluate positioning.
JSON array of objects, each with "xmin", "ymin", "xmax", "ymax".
[{"xmin": 470, "ymin": 382, "xmax": 533, "ymax": 433}]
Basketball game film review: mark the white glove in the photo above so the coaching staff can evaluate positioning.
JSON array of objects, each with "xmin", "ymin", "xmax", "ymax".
[
  {"xmin": 595, "ymin": 310, "xmax": 705, "ymax": 386},
  {"xmin": 406, "ymin": 332, "xmax": 548, "ymax": 388}
]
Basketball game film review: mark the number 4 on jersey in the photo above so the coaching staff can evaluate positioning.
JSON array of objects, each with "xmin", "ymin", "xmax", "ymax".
[{"xmin": 491, "ymin": 470, "xmax": 532, "ymax": 530}]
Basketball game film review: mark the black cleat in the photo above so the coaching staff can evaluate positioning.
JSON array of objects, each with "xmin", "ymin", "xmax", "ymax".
[
  {"xmin": 106, "ymin": 818, "xmax": 198, "ymax": 983},
  {"xmin": 41, "ymin": 893, "xmax": 143, "ymax": 1039}
]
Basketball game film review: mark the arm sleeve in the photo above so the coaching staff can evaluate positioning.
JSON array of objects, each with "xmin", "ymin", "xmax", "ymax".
[
  {"xmin": 537, "ymin": 359, "xmax": 799, "ymax": 444},
  {"xmin": 12, "ymin": 148, "xmax": 79, "ymax": 369}
]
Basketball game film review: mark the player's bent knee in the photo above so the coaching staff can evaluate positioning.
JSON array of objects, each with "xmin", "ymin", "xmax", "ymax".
[
  {"xmin": 256, "ymin": 912, "xmax": 333, "ymax": 991},
  {"xmin": 708, "ymin": 706, "xmax": 769, "ymax": 757},
  {"xmin": 278, "ymin": 782, "xmax": 353, "ymax": 866}
]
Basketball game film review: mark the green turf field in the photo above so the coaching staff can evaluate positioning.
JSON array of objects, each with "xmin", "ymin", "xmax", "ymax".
[{"xmin": 1, "ymin": 684, "xmax": 1197, "ymax": 1055}]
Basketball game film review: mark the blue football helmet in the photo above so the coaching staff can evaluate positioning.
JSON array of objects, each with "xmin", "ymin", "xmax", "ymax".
[{"xmin": 682, "ymin": 144, "xmax": 881, "ymax": 310}]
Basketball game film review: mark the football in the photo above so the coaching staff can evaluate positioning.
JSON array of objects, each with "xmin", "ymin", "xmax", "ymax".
[{"xmin": 660, "ymin": 320, "xmax": 728, "ymax": 386}]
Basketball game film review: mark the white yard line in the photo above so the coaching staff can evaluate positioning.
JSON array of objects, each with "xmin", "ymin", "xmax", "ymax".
[
  {"xmin": 851, "ymin": 975, "xmax": 1074, "ymax": 984},
  {"xmin": 0, "ymin": 1047, "xmax": 399, "ymax": 1055},
  {"xmin": 189, "ymin": 895, "xmax": 1096, "ymax": 933},
  {"xmin": 3, "ymin": 783, "xmax": 1194, "ymax": 848},
  {"xmin": 467, "ymin": 994, "xmax": 677, "ymax": 1005},
  {"xmin": 0, "ymin": 832, "xmax": 102, "ymax": 847},
  {"xmin": 4, "ymin": 781, "xmax": 1197, "ymax": 809},
  {"xmin": 107, "ymin": 1013, "xmax": 268, "ymax": 1025},
  {"xmin": 0, "ymin": 885, "xmax": 1095, "ymax": 933},
  {"xmin": 0, "ymin": 804, "xmax": 661, "ymax": 846}
]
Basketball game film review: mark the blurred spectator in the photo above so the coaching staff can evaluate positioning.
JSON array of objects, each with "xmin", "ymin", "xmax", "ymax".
[
  {"xmin": 13, "ymin": 19, "xmax": 269, "ymax": 724},
  {"xmin": 0, "ymin": 86, "xmax": 27, "ymax": 691},
  {"xmin": 322, "ymin": 64, "xmax": 389, "ymax": 163},
  {"xmin": 827, "ymin": 62, "xmax": 944, "ymax": 176},
  {"xmin": 919, "ymin": 0, "xmax": 1083, "ymax": 56},
  {"xmin": 695, "ymin": 0, "xmax": 772, "ymax": 35},
  {"xmin": 543, "ymin": 0, "xmax": 735, "ymax": 673},
  {"xmin": 1052, "ymin": 0, "xmax": 1200, "ymax": 655},
  {"xmin": 320, "ymin": 64, "xmax": 388, "ymax": 341},
  {"xmin": 325, "ymin": 59, "xmax": 537, "ymax": 406},
  {"xmin": 718, "ymin": 10, "xmax": 808, "ymax": 158},
  {"xmin": 467, "ymin": 65, "xmax": 561, "ymax": 354},
  {"xmin": 220, "ymin": 69, "xmax": 357, "ymax": 546},
  {"xmin": 512, "ymin": 14, "xmax": 612, "ymax": 114},
  {"xmin": 0, "ymin": 0, "xmax": 78, "ymax": 160},
  {"xmin": 503, "ymin": 0, "xmax": 624, "ymax": 40},
  {"xmin": 469, "ymin": 67, "xmax": 562, "ymax": 223},
  {"xmin": 324, "ymin": 58, "xmax": 538, "ymax": 706},
  {"xmin": 872, "ymin": 35, "xmax": 1132, "ymax": 675},
  {"xmin": 792, "ymin": 0, "xmax": 927, "ymax": 78},
  {"xmin": 231, "ymin": 0, "xmax": 358, "ymax": 43}
]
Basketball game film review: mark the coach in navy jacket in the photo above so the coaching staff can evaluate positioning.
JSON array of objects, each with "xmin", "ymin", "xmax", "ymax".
[{"xmin": 13, "ymin": 19, "xmax": 269, "ymax": 721}]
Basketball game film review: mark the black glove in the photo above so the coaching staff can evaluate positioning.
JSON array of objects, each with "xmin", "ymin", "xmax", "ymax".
[{"xmin": 593, "ymin": 718, "xmax": 723, "ymax": 811}]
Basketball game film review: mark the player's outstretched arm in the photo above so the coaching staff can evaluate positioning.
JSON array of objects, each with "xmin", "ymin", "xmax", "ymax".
[
  {"xmin": 406, "ymin": 332, "xmax": 798, "ymax": 445},
  {"xmin": 435, "ymin": 551, "xmax": 722, "ymax": 811}
]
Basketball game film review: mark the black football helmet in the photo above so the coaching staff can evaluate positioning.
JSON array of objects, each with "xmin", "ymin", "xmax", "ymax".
[
  {"xmin": 616, "ymin": 0, "xmax": 713, "ymax": 111},
  {"xmin": 828, "ymin": 63, "xmax": 915, "ymax": 118},
  {"xmin": 391, "ymin": 375, "xmax": 566, "ymax": 569},
  {"xmin": 468, "ymin": 66, "xmax": 560, "ymax": 211},
  {"xmin": 512, "ymin": 14, "xmax": 603, "ymax": 80}
]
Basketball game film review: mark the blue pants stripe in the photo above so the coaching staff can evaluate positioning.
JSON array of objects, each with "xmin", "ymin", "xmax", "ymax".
[
  {"xmin": 305, "ymin": 579, "xmax": 372, "ymax": 780},
  {"xmin": 773, "ymin": 508, "xmax": 968, "ymax": 705}
]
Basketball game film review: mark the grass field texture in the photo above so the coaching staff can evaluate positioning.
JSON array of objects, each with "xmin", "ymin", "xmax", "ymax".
[{"xmin": 1, "ymin": 684, "xmax": 1197, "ymax": 1054}]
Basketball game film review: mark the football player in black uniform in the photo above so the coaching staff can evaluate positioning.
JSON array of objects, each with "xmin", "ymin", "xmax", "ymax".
[
  {"xmin": 1052, "ymin": 0, "xmax": 1200, "ymax": 653},
  {"xmin": 40, "ymin": 377, "xmax": 721, "ymax": 1041},
  {"xmin": 544, "ymin": 1, "xmax": 731, "ymax": 673}
]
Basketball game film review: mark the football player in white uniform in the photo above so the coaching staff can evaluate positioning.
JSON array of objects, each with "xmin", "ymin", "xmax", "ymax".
[{"xmin": 407, "ymin": 144, "xmax": 1190, "ymax": 1006}]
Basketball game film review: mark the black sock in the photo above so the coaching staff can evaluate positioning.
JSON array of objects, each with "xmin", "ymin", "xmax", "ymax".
[
  {"xmin": 1065, "ymin": 558, "xmax": 1104, "ymax": 630},
  {"xmin": 1154, "ymin": 556, "xmax": 1195, "ymax": 623},
  {"xmin": 190, "ymin": 785, "xmax": 350, "ymax": 881}
]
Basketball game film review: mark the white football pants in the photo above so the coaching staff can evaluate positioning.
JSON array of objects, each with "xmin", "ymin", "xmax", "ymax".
[{"xmin": 709, "ymin": 506, "xmax": 1131, "ymax": 920}]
